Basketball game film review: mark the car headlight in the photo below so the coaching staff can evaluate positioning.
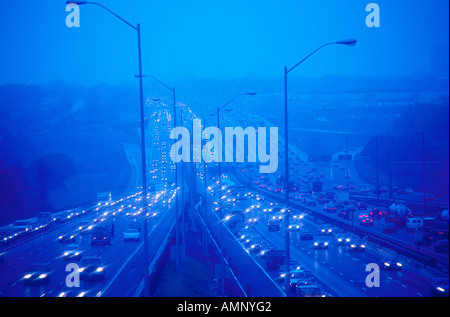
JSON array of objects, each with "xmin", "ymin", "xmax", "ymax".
[
  {"xmin": 360, "ymin": 245, "xmax": 366, "ymax": 248},
  {"xmin": 78, "ymin": 267, "xmax": 85, "ymax": 273},
  {"xmin": 384, "ymin": 262, "xmax": 390, "ymax": 266},
  {"xmin": 437, "ymin": 287, "xmax": 445, "ymax": 292},
  {"xmin": 24, "ymin": 274, "xmax": 32, "ymax": 279},
  {"xmin": 314, "ymin": 242, "xmax": 319, "ymax": 246},
  {"xmin": 324, "ymin": 242, "xmax": 329, "ymax": 246},
  {"xmin": 64, "ymin": 252, "xmax": 69, "ymax": 256},
  {"xmin": 75, "ymin": 252, "xmax": 80, "ymax": 256},
  {"xmin": 39, "ymin": 274, "xmax": 47, "ymax": 279},
  {"xmin": 396, "ymin": 263, "xmax": 402, "ymax": 267},
  {"xmin": 96, "ymin": 267, "xmax": 104, "ymax": 272},
  {"xmin": 346, "ymin": 238, "xmax": 350, "ymax": 242},
  {"xmin": 338, "ymin": 238, "xmax": 342, "ymax": 242}
]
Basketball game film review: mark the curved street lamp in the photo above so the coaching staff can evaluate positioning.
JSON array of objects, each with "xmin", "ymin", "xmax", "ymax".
[
  {"xmin": 66, "ymin": 1, "xmax": 150, "ymax": 297},
  {"xmin": 283, "ymin": 39, "xmax": 357, "ymax": 295}
]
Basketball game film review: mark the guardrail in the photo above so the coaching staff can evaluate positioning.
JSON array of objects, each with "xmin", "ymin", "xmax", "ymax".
[{"xmin": 233, "ymin": 171, "xmax": 448, "ymax": 272}]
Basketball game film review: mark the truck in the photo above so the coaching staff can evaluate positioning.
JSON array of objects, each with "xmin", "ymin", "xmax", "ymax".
[
  {"xmin": 336, "ymin": 191, "xmax": 350, "ymax": 208},
  {"xmin": 266, "ymin": 249, "xmax": 286, "ymax": 270},
  {"xmin": 12, "ymin": 220, "xmax": 34, "ymax": 233},
  {"xmin": 37, "ymin": 212, "xmax": 53, "ymax": 227},
  {"xmin": 312, "ymin": 181, "xmax": 323, "ymax": 193},
  {"xmin": 385, "ymin": 204, "xmax": 412, "ymax": 227}
]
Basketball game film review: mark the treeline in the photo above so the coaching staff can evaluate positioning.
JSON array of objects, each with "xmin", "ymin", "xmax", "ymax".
[{"xmin": 0, "ymin": 82, "xmax": 139, "ymax": 225}]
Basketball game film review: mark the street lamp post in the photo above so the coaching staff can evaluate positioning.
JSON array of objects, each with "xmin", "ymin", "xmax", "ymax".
[
  {"xmin": 282, "ymin": 39, "xmax": 357, "ymax": 295},
  {"xmin": 140, "ymin": 75, "xmax": 180, "ymax": 273},
  {"xmin": 67, "ymin": 1, "xmax": 150, "ymax": 296},
  {"xmin": 214, "ymin": 92, "xmax": 256, "ymax": 296}
]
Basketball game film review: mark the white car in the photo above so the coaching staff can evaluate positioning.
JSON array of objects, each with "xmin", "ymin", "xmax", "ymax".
[{"xmin": 123, "ymin": 229, "xmax": 140, "ymax": 241}]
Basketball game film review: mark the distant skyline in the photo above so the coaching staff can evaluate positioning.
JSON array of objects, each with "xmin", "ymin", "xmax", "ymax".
[{"xmin": 0, "ymin": 0, "xmax": 448, "ymax": 86}]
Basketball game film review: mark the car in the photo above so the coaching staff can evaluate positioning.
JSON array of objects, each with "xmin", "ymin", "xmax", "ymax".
[
  {"xmin": 246, "ymin": 217, "xmax": 259, "ymax": 225},
  {"xmin": 123, "ymin": 228, "xmax": 141, "ymax": 241},
  {"xmin": 369, "ymin": 208, "xmax": 384, "ymax": 219},
  {"xmin": 338, "ymin": 209, "xmax": 350, "ymax": 220},
  {"xmin": 299, "ymin": 229, "xmax": 314, "ymax": 240},
  {"xmin": 291, "ymin": 214, "xmax": 305, "ymax": 221},
  {"xmin": 288, "ymin": 224, "xmax": 300, "ymax": 231},
  {"xmin": 78, "ymin": 221, "xmax": 93, "ymax": 234},
  {"xmin": 349, "ymin": 240, "xmax": 366, "ymax": 252},
  {"xmin": 288, "ymin": 270, "xmax": 313, "ymax": 289},
  {"xmin": 278, "ymin": 261, "xmax": 302, "ymax": 280},
  {"xmin": 247, "ymin": 240, "xmax": 265, "ymax": 254},
  {"xmin": 383, "ymin": 223, "xmax": 397, "ymax": 234},
  {"xmin": 432, "ymin": 278, "xmax": 449, "ymax": 297},
  {"xmin": 382, "ymin": 257, "xmax": 403, "ymax": 271},
  {"xmin": 324, "ymin": 204, "xmax": 337, "ymax": 213},
  {"xmin": 267, "ymin": 219, "xmax": 281, "ymax": 232},
  {"xmin": 296, "ymin": 285, "xmax": 326, "ymax": 297},
  {"xmin": 59, "ymin": 234, "xmax": 76, "ymax": 244},
  {"xmin": 91, "ymin": 228, "xmax": 111, "ymax": 245},
  {"xmin": 335, "ymin": 233, "xmax": 352, "ymax": 245},
  {"xmin": 23, "ymin": 264, "xmax": 51, "ymax": 285},
  {"xmin": 318, "ymin": 224, "xmax": 333, "ymax": 235},
  {"xmin": 434, "ymin": 240, "xmax": 449, "ymax": 253},
  {"xmin": 56, "ymin": 289, "xmax": 88, "ymax": 298},
  {"xmin": 313, "ymin": 237, "xmax": 329, "ymax": 249},
  {"xmin": 359, "ymin": 215, "xmax": 374, "ymax": 226},
  {"xmin": 79, "ymin": 257, "xmax": 105, "ymax": 281},
  {"xmin": 357, "ymin": 202, "xmax": 368, "ymax": 210},
  {"xmin": 361, "ymin": 187, "xmax": 371, "ymax": 193},
  {"xmin": 380, "ymin": 186, "xmax": 389, "ymax": 193},
  {"xmin": 61, "ymin": 244, "xmax": 83, "ymax": 261}
]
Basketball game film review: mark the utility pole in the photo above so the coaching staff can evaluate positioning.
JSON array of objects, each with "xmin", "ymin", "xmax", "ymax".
[
  {"xmin": 376, "ymin": 136, "xmax": 380, "ymax": 203},
  {"xmin": 422, "ymin": 132, "xmax": 427, "ymax": 213}
]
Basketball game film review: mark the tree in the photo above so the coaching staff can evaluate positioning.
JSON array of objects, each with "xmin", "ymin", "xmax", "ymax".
[{"xmin": 27, "ymin": 154, "xmax": 77, "ymax": 211}]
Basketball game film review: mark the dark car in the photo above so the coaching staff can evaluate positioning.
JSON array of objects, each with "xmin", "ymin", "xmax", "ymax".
[
  {"xmin": 369, "ymin": 208, "xmax": 384, "ymax": 219},
  {"xmin": 359, "ymin": 215, "xmax": 374, "ymax": 226},
  {"xmin": 23, "ymin": 264, "xmax": 51, "ymax": 285},
  {"xmin": 313, "ymin": 237, "xmax": 329, "ymax": 249},
  {"xmin": 91, "ymin": 229, "xmax": 111, "ymax": 245},
  {"xmin": 79, "ymin": 257, "xmax": 105, "ymax": 281},
  {"xmin": 349, "ymin": 240, "xmax": 366, "ymax": 252},
  {"xmin": 267, "ymin": 219, "xmax": 281, "ymax": 232},
  {"xmin": 432, "ymin": 278, "xmax": 449, "ymax": 297},
  {"xmin": 434, "ymin": 240, "xmax": 449, "ymax": 253},
  {"xmin": 61, "ymin": 244, "xmax": 83, "ymax": 261},
  {"xmin": 59, "ymin": 234, "xmax": 76, "ymax": 244},
  {"xmin": 382, "ymin": 257, "xmax": 403, "ymax": 271},
  {"xmin": 300, "ymin": 229, "xmax": 314, "ymax": 240},
  {"xmin": 335, "ymin": 233, "xmax": 352, "ymax": 245},
  {"xmin": 357, "ymin": 202, "xmax": 368, "ymax": 210},
  {"xmin": 383, "ymin": 223, "xmax": 397, "ymax": 234},
  {"xmin": 296, "ymin": 285, "xmax": 325, "ymax": 297}
]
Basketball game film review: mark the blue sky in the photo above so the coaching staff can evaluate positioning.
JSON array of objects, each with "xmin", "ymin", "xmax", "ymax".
[{"xmin": 0, "ymin": 0, "xmax": 448, "ymax": 85}]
